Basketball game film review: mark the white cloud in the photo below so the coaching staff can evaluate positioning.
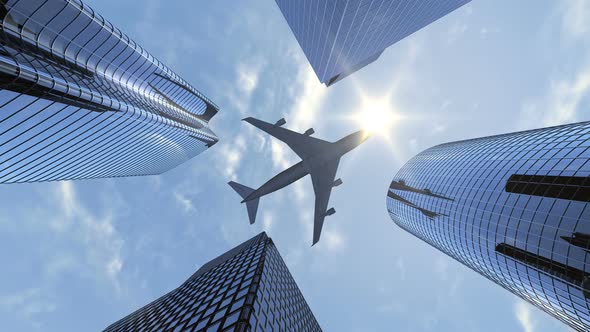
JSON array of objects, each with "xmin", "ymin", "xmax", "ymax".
[
  {"xmin": 0, "ymin": 288, "xmax": 56, "ymax": 327},
  {"xmin": 226, "ymin": 60, "xmax": 266, "ymax": 115},
  {"xmin": 519, "ymin": 1, "xmax": 590, "ymax": 129},
  {"xmin": 132, "ymin": 0, "xmax": 198, "ymax": 68},
  {"xmin": 520, "ymin": 63, "xmax": 590, "ymax": 130},
  {"xmin": 262, "ymin": 212, "xmax": 274, "ymax": 231},
  {"xmin": 291, "ymin": 180, "xmax": 307, "ymax": 203},
  {"xmin": 222, "ymin": 147, "xmax": 242, "ymax": 178},
  {"xmin": 174, "ymin": 191, "xmax": 196, "ymax": 213},
  {"xmin": 253, "ymin": 132, "xmax": 267, "ymax": 152},
  {"xmin": 560, "ymin": 0, "xmax": 590, "ymax": 40},
  {"xmin": 217, "ymin": 135, "xmax": 247, "ymax": 181},
  {"xmin": 49, "ymin": 182, "xmax": 125, "ymax": 289},
  {"xmin": 148, "ymin": 175, "xmax": 162, "ymax": 191},
  {"xmin": 59, "ymin": 181, "xmax": 76, "ymax": 219},
  {"xmin": 270, "ymin": 140, "xmax": 292, "ymax": 170},
  {"xmin": 299, "ymin": 210, "xmax": 314, "ymax": 237},
  {"xmin": 237, "ymin": 62, "xmax": 260, "ymax": 96},
  {"xmin": 321, "ymin": 230, "xmax": 345, "ymax": 252},
  {"xmin": 106, "ymin": 256, "xmax": 124, "ymax": 279},
  {"xmin": 538, "ymin": 67, "xmax": 590, "ymax": 126},
  {"xmin": 515, "ymin": 301, "xmax": 535, "ymax": 332},
  {"xmin": 285, "ymin": 57, "xmax": 327, "ymax": 131},
  {"xmin": 45, "ymin": 254, "xmax": 77, "ymax": 278}
]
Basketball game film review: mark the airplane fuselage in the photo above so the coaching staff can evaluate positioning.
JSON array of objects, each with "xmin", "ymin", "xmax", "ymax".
[
  {"xmin": 242, "ymin": 161, "xmax": 308, "ymax": 202},
  {"xmin": 242, "ymin": 130, "xmax": 367, "ymax": 203}
]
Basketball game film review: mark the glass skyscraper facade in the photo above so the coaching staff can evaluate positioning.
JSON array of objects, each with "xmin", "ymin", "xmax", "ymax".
[
  {"xmin": 387, "ymin": 121, "xmax": 590, "ymax": 331},
  {"xmin": 274, "ymin": 0, "xmax": 471, "ymax": 86},
  {"xmin": 103, "ymin": 232, "xmax": 322, "ymax": 332},
  {"xmin": 0, "ymin": 0, "xmax": 218, "ymax": 184}
]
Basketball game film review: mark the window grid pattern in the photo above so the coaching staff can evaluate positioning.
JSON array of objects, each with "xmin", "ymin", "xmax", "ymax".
[
  {"xmin": 274, "ymin": 0, "xmax": 471, "ymax": 85},
  {"xmin": 0, "ymin": 0, "xmax": 218, "ymax": 183},
  {"xmin": 249, "ymin": 243, "xmax": 322, "ymax": 332},
  {"xmin": 104, "ymin": 233, "xmax": 322, "ymax": 332},
  {"xmin": 386, "ymin": 121, "xmax": 590, "ymax": 332}
]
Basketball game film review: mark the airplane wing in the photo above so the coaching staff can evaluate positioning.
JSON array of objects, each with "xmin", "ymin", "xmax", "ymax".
[
  {"xmin": 310, "ymin": 159, "xmax": 340, "ymax": 246},
  {"xmin": 243, "ymin": 117, "xmax": 331, "ymax": 159}
]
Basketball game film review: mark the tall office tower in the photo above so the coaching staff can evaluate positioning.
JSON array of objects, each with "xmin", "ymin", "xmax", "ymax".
[
  {"xmin": 274, "ymin": 0, "xmax": 471, "ymax": 86},
  {"xmin": 0, "ymin": 0, "xmax": 218, "ymax": 184},
  {"xmin": 103, "ymin": 232, "xmax": 322, "ymax": 332},
  {"xmin": 386, "ymin": 122, "xmax": 590, "ymax": 331}
]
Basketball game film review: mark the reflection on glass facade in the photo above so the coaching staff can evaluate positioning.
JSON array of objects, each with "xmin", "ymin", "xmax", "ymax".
[
  {"xmin": 386, "ymin": 122, "xmax": 590, "ymax": 331},
  {"xmin": 103, "ymin": 232, "xmax": 322, "ymax": 332},
  {"xmin": 0, "ymin": 0, "xmax": 218, "ymax": 184},
  {"xmin": 274, "ymin": 0, "xmax": 471, "ymax": 86}
]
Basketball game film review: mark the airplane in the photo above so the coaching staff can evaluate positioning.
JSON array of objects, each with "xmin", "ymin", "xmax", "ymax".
[{"xmin": 228, "ymin": 117, "xmax": 369, "ymax": 246}]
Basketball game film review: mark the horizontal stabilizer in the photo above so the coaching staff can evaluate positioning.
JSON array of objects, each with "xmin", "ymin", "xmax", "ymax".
[
  {"xmin": 228, "ymin": 181, "xmax": 254, "ymax": 199},
  {"xmin": 228, "ymin": 181, "xmax": 259, "ymax": 224}
]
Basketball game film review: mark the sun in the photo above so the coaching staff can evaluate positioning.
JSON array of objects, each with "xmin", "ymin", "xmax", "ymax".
[{"xmin": 352, "ymin": 95, "xmax": 399, "ymax": 139}]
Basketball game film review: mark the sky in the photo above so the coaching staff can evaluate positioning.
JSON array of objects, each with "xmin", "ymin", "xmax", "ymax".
[{"xmin": 0, "ymin": 0, "xmax": 589, "ymax": 331}]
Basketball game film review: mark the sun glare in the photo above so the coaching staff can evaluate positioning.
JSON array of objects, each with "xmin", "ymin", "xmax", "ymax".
[{"xmin": 353, "ymin": 96, "xmax": 398, "ymax": 139}]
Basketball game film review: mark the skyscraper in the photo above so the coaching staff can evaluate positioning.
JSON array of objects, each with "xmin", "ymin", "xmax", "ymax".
[
  {"xmin": 103, "ymin": 232, "xmax": 322, "ymax": 332},
  {"xmin": 0, "ymin": 0, "xmax": 218, "ymax": 184},
  {"xmin": 274, "ymin": 0, "xmax": 471, "ymax": 86},
  {"xmin": 386, "ymin": 121, "xmax": 590, "ymax": 331}
]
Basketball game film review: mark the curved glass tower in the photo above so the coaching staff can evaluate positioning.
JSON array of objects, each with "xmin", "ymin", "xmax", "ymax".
[
  {"xmin": 387, "ymin": 122, "xmax": 590, "ymax": 331},
  {"xmin": 0, "ymin": 0, "xmax": 218, "ymax": 183}
]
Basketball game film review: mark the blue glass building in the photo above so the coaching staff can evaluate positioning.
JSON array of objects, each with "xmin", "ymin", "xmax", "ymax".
[
  {"xmin": 103, "ymin": 232, "xmax": 322, "ymax": 332},
  {"xmin": 387, "ymin": 122, "xmax": 590, "ymax": 331},
  {"xmin": 274, "ymin": 0, "xmax": 471, "ymax": 86},
  {"xmin": 0, "ymin": 0, "xmax": 218, "ymax": 183}
]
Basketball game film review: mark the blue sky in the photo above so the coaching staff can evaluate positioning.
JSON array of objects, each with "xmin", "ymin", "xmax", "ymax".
[{"xmin": 1, "ymin": 0, "xmax": 589, "ymax": 331}]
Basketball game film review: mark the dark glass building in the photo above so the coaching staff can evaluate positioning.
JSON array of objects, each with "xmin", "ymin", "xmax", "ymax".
[
  {"xmin": 274, "ymin": 0, "xmax": 471, "ymax": 86},
  {"xmin": 103, "ymin": 232, "xmax": 322, "ymax": 332},
  {"xmin": 387, "ymin": 121, "xmax": 590, "ymax": 331},
  {"xmin": 0, "ymin": 0, "xmax": 218, "ymax": 184}
]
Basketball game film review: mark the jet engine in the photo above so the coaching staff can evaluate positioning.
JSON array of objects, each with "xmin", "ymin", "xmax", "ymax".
[
  {"xmin": 274, "ymin": 118, "xmax": 286, "ymax": 126},
  {"xmin": 325, "ymin": 208, "xmax": 336, "ymax": 216}
]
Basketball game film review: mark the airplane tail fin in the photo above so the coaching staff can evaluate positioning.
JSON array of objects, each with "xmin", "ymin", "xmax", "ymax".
[{"xmin": 228, "ymin": 181, "xmax": 259, "ymax": 225}]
